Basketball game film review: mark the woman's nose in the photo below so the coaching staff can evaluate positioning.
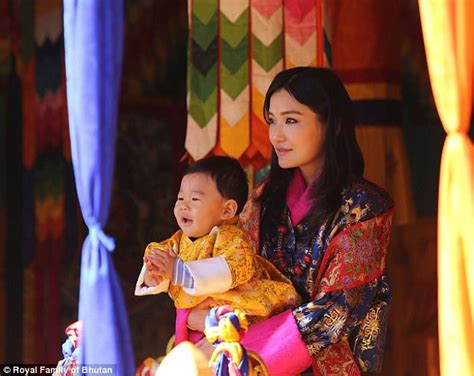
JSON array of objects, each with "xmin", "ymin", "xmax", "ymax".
[{"xmin": 270, "ymin": 123, "xmax": 285, "ymax": 142}]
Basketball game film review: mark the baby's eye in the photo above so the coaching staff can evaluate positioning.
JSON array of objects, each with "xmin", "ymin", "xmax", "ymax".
[
  {"xmin": 191, "ymin": 197, "xmax": 200, "ymax": 201},
  {"xmin": 286, "ymin": 118, "xmax": 297, "ymax": 124},
  {"xmin": 177, "ymin": 196, "xmax": 184, "ymax": 201}
]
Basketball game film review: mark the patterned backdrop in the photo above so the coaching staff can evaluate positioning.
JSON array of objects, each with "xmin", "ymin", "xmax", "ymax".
[
  {"xmin": 0, "ymin": 0, "xmax": 78, "ymax": 363},
  {"xmin": 0, "ymin": 0, "xmax": 188, "ymax": 365},
  {"xmin": 186, "ymin": 0, "xmax": 328, "ymax": 186}
]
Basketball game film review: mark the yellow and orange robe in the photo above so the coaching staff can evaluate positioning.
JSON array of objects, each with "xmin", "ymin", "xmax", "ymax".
[{"xmin": 135, "ymin": 224, "xmax": 300, "ymax": 320}]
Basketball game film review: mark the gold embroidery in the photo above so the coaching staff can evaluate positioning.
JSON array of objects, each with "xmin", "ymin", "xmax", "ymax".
[
  {"xmin": 319, "ymin": 263, "xmax": 341, "ymax": 290},
  {"xmin": 321, "ymin": 306, "xmax": 348, "ymax": 340},
  {"xmin": 313, "ymin": 340, "xmax": 360, "ymax": 376},
  {"xmin": 359, "ymin": 305, "xmax": 382, "ymax": 352},
  {"xmin": 148, "ymin": 225, "xmax": 300, "ymax": 319},
  {"xmin": 308, "ymin": 342, "xmax": 326, "ymax": 354}
]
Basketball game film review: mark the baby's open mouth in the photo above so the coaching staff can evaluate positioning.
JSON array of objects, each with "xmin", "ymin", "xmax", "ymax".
[{"xmin": 182, "ymin": 217, "xmax": 193, "ymax": 224}]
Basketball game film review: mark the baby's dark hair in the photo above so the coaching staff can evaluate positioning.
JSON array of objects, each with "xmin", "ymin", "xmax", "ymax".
[{"xmin": 184, "ymin": 156, "xmax": 249, "ymax": 215}]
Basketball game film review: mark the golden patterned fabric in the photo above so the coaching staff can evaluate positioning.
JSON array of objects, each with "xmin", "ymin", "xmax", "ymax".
[
  {"xmin": 312, "ymin": 339, "xmax": 361, "ymax": 376},
  {"xmin": 144, "ymin": 225, "xmax": 301, "ymax": 319}
]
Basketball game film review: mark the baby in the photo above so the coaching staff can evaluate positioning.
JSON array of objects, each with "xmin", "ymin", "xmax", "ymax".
[{"xmin": 135, "ymin": 156, "xmax": 300, "ymax": 320}]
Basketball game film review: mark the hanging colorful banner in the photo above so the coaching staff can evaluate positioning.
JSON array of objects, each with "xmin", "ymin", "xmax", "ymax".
[{"xmin": 186, "ymin": 0, "xmax": 325, "ymax": 183}]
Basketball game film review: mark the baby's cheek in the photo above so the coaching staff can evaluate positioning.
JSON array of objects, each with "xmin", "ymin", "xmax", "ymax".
[{"xmin": 173, "ymin": 206, "xmax": 180, "ymax": 220}]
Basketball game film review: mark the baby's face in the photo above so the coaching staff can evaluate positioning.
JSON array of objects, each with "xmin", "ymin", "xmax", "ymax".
[{"xmin": 174, "ymin": 173, "xmax": 228, "ymax": 238}]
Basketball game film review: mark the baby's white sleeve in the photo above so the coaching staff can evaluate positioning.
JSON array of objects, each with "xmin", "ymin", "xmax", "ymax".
[
  {"xmin": 181, "ymin": 255, "xmax": 232, "ymax": 296},
  {"xmin": 134, "ymin": 263, "xmax": 170, "ymax": 296}
]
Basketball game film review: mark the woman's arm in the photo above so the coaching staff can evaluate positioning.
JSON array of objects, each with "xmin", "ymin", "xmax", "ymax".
[
  {"xmin": 184, "ymin": 277, "xmax": 389, "ymax": 375},
  {"xmin": 184, "ymin": 303, "xmax": 312, "ymax": 375},
  {"xmin": 293, "ymin": 208, "xmax": 393, "ymax": 373},
  {"xmin": 241, "ymin": 309, "xmax": 313, "ymax": 375},
  {"xmin": 294, "ymin": 275, "xmax": 390, "ymax": 355}
]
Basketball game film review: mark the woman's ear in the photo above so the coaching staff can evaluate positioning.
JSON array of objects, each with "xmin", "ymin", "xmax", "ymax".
[{"xmin": 221, "ymin": 199, "xmax": 238, "ymax": 220}]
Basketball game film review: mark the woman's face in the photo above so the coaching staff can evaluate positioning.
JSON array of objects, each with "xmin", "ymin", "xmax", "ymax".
[{"xmin": 267, "ymin": 89, "xmax": 325, "ymax": 183}]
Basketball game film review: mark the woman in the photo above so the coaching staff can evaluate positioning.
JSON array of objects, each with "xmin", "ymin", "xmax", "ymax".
[{"xmin": 185, "ymin": 67, "xmax": 394, "ymax": 375}]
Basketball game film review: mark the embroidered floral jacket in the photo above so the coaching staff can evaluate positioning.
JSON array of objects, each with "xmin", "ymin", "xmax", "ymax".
[
  {"xmin": 135, "ymin": 224, "xmax": 300, "ymax": 320},
  {"xmin": 239, "ymin": 177, "xmax": 394, "ymax": 374}
]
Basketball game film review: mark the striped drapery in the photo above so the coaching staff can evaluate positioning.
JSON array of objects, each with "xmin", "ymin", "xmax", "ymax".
[
  {"xmin": 219, "ymin": 1, "xmax": 250, "ymax": 158},
  {"xmin": 419, "ymin": 0, "xmax": 474, "ymax": 374},
  {"xmin": 186, "ymin": 0, "xmax": 218, "ymax": 161},
  {"xmin": 186, "ymin": 0, "xmax": 326, "ymax": 182}
]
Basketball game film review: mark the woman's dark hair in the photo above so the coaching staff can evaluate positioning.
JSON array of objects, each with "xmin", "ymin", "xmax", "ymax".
[
  {"xmin": 185, "ymin": 156, "xmax": 249, "ymax": 215},
  {"xmin": 260, "ymin": 67, "xmax": 364, "ymax": 229}
]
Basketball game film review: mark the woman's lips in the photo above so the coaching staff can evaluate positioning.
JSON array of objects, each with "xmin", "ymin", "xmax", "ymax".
[{"xmin": 275, "ymin": 147, "xmax": 292, "ymax": 156}]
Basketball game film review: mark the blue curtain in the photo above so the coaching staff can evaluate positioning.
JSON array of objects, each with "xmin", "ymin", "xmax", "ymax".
[{"xmin": 63, "ymin": 1, "xmax": 134, "ymax": 374}]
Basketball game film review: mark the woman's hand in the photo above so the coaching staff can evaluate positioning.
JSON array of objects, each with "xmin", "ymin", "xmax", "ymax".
[{"xmin": 187, "ymin": 298, "xmax": 215, "ymax": 332}]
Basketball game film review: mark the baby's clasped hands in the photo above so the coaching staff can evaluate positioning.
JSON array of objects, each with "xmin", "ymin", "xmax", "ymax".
[{"xmin": 144, "ymin": 247, "xmax": 177, "ymax": 284}]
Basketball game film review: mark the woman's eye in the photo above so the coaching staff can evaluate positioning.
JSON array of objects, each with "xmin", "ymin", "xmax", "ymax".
[
  {"xmin": 267, "ymin": 117, "xmax": 276, "ymax": 125},
  {"xmin": 286, "ymin": 118, "xmax": 297, "ymax": 124}
]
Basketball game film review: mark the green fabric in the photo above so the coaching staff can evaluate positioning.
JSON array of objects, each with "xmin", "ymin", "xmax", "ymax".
[
  {"xmin": 221, "ymin": 64, "xmax": 248, "ymax": 100},
  {"xmin": 188, "ymin": 88, "xmax": 217, "ymax": 128},
  {"xmin": 192, "ymin": 12, "xmax": 217, "ymax": 51},
  {"xmin": 192, "ymin": 0, "xmax": 217, "ymax": 25},
  {"xmin": 252, "ymin": 34, "xmax": 283, "ymax": 71},
  {"xmin": 35, "ymin": 150, "xmax": 65, "ymax": 199},
  {"xmin": 190, "ymin": 64, "xmax": 217, "ymax": 100},
  {"xmin": 221, "ymin": 10, "xmax": 248, "ymax": 48},
  {"xmin": 221, "ymin": 37, "xmax": 248, "ymax": 74}
]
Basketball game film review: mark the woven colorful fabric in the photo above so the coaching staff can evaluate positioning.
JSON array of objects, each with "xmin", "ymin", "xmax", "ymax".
[
  {"xmin": 186, "ymin": 0, "xmax": 326, "ymax": 185},
  {"xmin": 206, "ymin": 306, "xmax": 251, "ymax": 376},
  {"xmin": 186, "ymin": 0, "xmax": 219, "ymax": 160},
  {"xmin": 284, "ymin": 0, "xmax": 319, "ymax": 68},
  {"xmin": 17, "ymin": 0, "xmax": 75, "ymax": 364},
  {"xmin": 219, "ymin": 1, "xmax": 250, "ymax": 158}
]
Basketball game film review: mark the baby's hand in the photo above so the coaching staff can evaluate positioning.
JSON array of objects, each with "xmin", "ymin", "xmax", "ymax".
[
  {"xmin": 145, "ymin": 247, "xmax": 177, "ymax": 282},
  {"xmin": 143, "ymin": 257, "xmax": 163, "ymax": 286},
  {"xmin": 143, "ymin": 269, "xmax": 159, "ymax": 287}
]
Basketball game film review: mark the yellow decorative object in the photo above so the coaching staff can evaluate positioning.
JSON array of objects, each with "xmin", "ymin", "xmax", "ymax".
[
  {"xmin": 210, "ymin": 342, "xmax": 244, "ymax": 367},
  {"xmin": 205, "ymin": 307, "xmax": 269, "ymax": 376}
]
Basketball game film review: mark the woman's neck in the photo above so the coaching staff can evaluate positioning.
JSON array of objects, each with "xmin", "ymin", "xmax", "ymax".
[{"xmin": 299, "ymin": 166, "xmax": 321, "ymax": 185}]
